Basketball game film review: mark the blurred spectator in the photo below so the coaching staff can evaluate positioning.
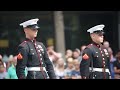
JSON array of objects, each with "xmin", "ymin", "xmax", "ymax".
[
  {"xmin": 47, "ymin": 46, "xmax": 61, "ymax": 64},
  {"xmin": 103, "ymin": 41, "xmax": 115, "ymax": 79},
  {"xmin": 72, "ymin": 48, "xmax": 81, "ymax": 62},
  {"xmin": 80, "ymin": 45, "xmax": 87, "ymax": 54},
  {"xmin": 7, "ymin": 56, "xmax": 18, "ymax": 79},
  {"xmin": 113, "ymin": 50, "xmax": 120, "ymax": 79},
  {"xmin": 2, "ymin": 54, "xmax": 9, "ymax": 63},
  {"xmin": 57, "ymin": 53, "xmax": 63, "ymax": 59},
  {"xmin": 108, "ymin": 47, "xmax": 116, "ymax": 62},
  {"xmin": 64, "ymin": 58, "xmax": 74, "ymax": 79},
  {"xmin": 0, "ymin": 59, "xmax": 8, "ymax": 79},
  {"xmin": 65, "ymin": 49, "xmax": 73, "ymax": 60},
  {"xmin": 6, "ymin": 55, "xmax": 14, "ymax": 71},
  {"xmin": 66, "ymin": 58, "xmax": 73, "ymax": 65},
  {"xmin": 103, "ymin": 41, "xmax": 110, "ymax": 49},
  {"xmin": 107, "ymin": 47, "xmax": 116, "ymax": 79},
  {"xmin": 71, "ymin": 59, "xmax": 81, "ymax": 79},
  {"xmin": 0, "ymin": 54, "xmax": 6, "ymax": 69},
  {"xmin": 54, "ymin": 58, "xmax": 65, "ymax": 79}
]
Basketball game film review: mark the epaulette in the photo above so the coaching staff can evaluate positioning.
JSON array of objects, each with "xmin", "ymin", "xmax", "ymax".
[
  {"xmin": 19, "ymin": 40, "xmax": 28, "ymax": 47},
  {"xmin": 86, "ymin": 44, "xmax": 93, "ymax": 48},
  {"xmin": 82, "ymin": 44, "xmax": 93, "ymax": 50}
]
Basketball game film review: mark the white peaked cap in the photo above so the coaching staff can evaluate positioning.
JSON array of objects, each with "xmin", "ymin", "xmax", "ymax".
[
  {"xmin": 87, "ymin": 24, "xmax": 105, "ymax": 34},
  {"xmin": 20, "ymin": 18, "xmax": 39, "ymax": 28}
]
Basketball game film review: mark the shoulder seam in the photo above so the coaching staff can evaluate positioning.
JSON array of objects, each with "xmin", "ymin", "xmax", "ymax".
[{"xmin": 19, "ymin": 40, "xmax": 30, "ymax": 47}]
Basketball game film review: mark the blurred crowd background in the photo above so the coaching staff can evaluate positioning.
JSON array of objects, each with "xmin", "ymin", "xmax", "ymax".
[
  {"xmin": 0, "ymin": 41, "xmax": 120, "ymax": 79},
  {"xmin": 0, "ymin": 11, "xmax": 120, "ymax": 79}
]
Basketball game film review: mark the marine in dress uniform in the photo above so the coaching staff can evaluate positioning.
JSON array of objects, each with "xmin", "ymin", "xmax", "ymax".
[
  {"xmin": 16, "ymin": 18, "xmax": 56, "ymax": 79},
  {"xmin": 80, "ymin": 24, "xmax": 111, "ymax": 79}
]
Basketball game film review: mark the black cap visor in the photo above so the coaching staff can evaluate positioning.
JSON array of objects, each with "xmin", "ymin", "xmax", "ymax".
[
  {"xmin": 93, "ymin": 31, "xmax": 104, "ymax": 36},
  {"xmin": 26, "ymin": 24, "xmax": 40, "ymax": 30}
]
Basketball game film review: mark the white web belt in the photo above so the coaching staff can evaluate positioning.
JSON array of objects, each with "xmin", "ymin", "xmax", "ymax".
[
  {"xmin": 89, "ymin": 67, "xmax": 110, "ymax": 74},
  {"xmin": 27, "ymin": 67, "xmax": 46, "ymax": 71}
]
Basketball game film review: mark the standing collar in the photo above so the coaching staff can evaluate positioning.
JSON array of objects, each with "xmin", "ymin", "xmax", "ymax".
[
  {"xmin": 25, "ymin": 38, "xmax": 36, "ymax": 43},
  {"xmin": 92, "ymin": 41, "xmax": 101, "ymax": 48}
]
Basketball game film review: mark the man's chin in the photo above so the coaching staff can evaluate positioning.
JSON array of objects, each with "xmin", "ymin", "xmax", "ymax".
[
  {"xmin": 100, "ymin": 41, "xmax": 103, "ymax": 43},
  {"xmin": 34, "ymin": 35, "xmax": 37, "ymax": 37}
]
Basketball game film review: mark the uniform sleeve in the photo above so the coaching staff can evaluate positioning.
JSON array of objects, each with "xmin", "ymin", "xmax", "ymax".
[
  {"xmin": 80, "ymin": 48, "xmax": 93, "ymax": 79},
  {"xmin": 16, "ymin": 46, "xmax": 28, "ymax": 79},
  {"xmin": 41, "ymin": 44, "xmax": 56, "ymax": 79}
]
